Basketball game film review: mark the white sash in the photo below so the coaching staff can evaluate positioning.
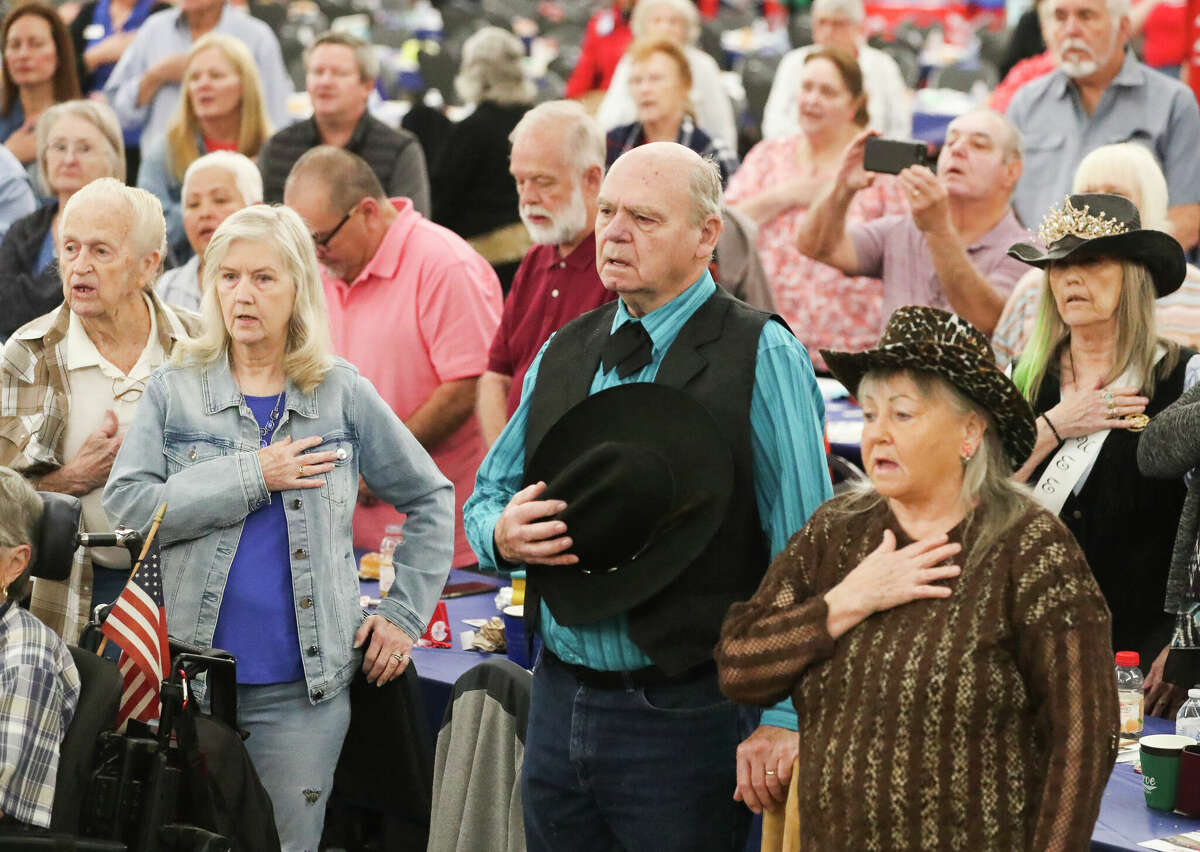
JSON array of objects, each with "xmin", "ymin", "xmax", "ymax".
[{"xmin": 1032, "ymin": 349, "xmax": 1160, "ymax": 514}]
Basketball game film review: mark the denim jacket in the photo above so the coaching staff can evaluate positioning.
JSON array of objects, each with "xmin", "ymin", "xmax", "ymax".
[{"xmin": 103, "ymin": 353, "xmax": 454, "ymax": 704}]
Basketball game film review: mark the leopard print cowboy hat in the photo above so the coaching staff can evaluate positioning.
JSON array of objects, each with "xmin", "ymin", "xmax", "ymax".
[{"xmin": 821, "ymin": 306, "xmax": 1037, "ymax": 469}]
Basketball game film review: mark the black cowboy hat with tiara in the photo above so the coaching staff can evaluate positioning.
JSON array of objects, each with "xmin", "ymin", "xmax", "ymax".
[
  {"xmin": 1007, "ymin": 193, "xmax": 1185, "ymax": 297},
  {"xmin": 521, "ymin": 383, "xmax": 734, "ymax": 626},
  {"xmin": 821, "ymin": 306, "xmax": 1037, "ymax": 469}
]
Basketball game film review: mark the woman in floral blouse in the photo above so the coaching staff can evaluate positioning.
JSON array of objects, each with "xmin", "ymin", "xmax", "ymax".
[{"xmin": 726, "ymin": 47, "xmax": 906, "ymax": 370}]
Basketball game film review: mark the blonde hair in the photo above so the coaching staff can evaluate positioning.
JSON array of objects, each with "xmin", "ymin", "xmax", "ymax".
[
  {"xmin": 173, "ymin": 205, "xmax": 334, "ymax": 394},
  {"xmin": 834, "ymin": 368, "xmax": 1032, "ymax": 572},
  {"xmin": 630, "ymin": 0, "xmax": 701, "ymax": 45},
  {"xmin": 166, "ymin": 34, "xmax": 271, "ymax": 184},
  {"xmin": 1072, "ymin": 143, "xmax": 1169, "ymax": 230},
  {"xmin": 1014, "ymin": 259, "xmax": 1179, "ymax": 402},
  {"xmin": 61, "ymin": 178, "xmax": 166, "ymax": 287},
  {"xmin": 36, "ymin": 99, "xmax": 125, "ymax": 196}
]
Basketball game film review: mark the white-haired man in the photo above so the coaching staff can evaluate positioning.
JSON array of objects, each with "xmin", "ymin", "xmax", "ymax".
[
  {"xmin": 477, "ymin": 101, "xmax": 615, "ymax": 447},
  {"xmin": 0, "ymin": 179, "xmax": 199, "ymax": 643},
  {"xmin": 464, "ymin": 142, "xmax": 831, "ymax": 850},
  {"xmin": 762, "ymin": 0, "xmax": 911, "ymax": 140},
  {"xmin": 1006, "ymin": 0, "xmax": 1200, "ymax": 248},
  {"xmin": 796, "ymin": 109, "xmax": 1031, "ymax": 335}
]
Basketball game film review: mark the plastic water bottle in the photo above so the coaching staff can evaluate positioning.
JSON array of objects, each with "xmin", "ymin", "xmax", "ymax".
[
  {"xmin": 1116, "ymin": 651, "xmax": 1144, "ymax": 740},
  {"xmin": 378, "ymin": 524, "xmax": 403, "ymax": 598},
  {"xmin": 1177, "ymin": 689, "xmax": 1200, "ymax": 741}
]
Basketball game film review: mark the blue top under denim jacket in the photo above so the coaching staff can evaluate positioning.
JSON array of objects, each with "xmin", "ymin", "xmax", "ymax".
[{"xmin": 103, "ymin": 353, "xmax": 455, "ymax": 704}]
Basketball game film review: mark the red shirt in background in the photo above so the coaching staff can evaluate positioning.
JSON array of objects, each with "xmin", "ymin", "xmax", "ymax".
[
  {"xmin": 1187, "ymin": 0, "xmax": 1200, "ymax": 103},
  {"xmin": 202, "ymin": 136, "xmax": 238, "ymax": 152},
  {"xmin": 1144, "ymin": 0, "xmax": 1189, "ymax": 68},
  {"xmin": 989, "ymin": 51, "xmax": 1056, "ymax": 113},
  {"xmin": 564, "ymin": 3, "xmax": 633, "ymax": 97},
  {"xmin": 487, "ymin": 232, "xmax": 615, "ymax": 415}
]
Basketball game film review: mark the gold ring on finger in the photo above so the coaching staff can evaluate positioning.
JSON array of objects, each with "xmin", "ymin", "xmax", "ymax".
[
  {"xmin": 1125, "ymin": 413, "xmax": 1150, "ymax": 432},
  {"xmin": 298, "ymin": 464, "xmax": 305, "ymax": 477},
  {"xmin": 390, "ymin": 652, "xmax": 405, "ymax": 664}
]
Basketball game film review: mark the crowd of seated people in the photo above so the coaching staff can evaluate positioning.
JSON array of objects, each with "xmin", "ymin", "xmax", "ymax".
[{"xmin": 3, "ymin": 0, "xmax": 1200, "ymax": 846}]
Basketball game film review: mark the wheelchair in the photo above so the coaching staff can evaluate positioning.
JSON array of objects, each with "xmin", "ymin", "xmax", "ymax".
[{"xmin": 0, "ymin": 493, "xmax": 276, "ymax": 852}]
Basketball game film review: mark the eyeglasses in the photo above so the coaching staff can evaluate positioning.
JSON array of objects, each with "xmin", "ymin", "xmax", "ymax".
[{"xmin": 311, "ymin": 205, "xmax": 357, "ymax": 249}]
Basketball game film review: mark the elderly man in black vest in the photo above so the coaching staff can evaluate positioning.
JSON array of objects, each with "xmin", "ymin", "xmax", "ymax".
[
  {"xmin": 257, "ymin": 32, "xmax": 429, "ymax": 213},
  {"xmin": 463, "ymin": 142, "xmax": 832, "ymax": 851}
]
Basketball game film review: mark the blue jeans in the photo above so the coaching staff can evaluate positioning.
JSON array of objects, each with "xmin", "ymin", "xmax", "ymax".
[
  {"xmin": 522, "ymin": 652, "xmax": 752, "ymax": 852},
  {"xmin": 237, "ymin": 680, "xmax": 351, "ymax": 852}
]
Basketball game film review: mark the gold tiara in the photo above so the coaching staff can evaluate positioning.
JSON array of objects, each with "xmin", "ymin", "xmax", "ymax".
[{"xmin": 1037, "ymin": 196, "xmax": 1130, "ymax": 246}]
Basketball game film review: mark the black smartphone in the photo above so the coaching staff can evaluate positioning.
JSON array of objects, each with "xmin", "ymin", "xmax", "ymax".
[{"xmin": 863, "ymin": 137, "xmax": 936, "ymax": 174}]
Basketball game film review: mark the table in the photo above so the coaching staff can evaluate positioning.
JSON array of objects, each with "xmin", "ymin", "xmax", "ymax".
[
  {"xmin": 363, "ymin": 565, "xmax": 1196, "ymax": 849},
  {"xmin": 1093, "ymin": 716, "xmax": 1200, "ymax": 850},
  {"xmin": 360, "ymin": 566, "xmax": 504, "ymax": 737},
  {"xmin": 826, "ymin": 395, "xmax": 863, "ymax": 467}
]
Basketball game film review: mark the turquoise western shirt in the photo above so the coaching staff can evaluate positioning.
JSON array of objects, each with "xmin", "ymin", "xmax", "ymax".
[{"xmin": 463, "ymin": 271, "xmax": 832, "ymax": 728}]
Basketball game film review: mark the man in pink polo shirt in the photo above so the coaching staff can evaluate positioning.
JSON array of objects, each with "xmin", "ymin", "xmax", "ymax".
[{"xmin": 284, "ymin": 147, "xmax": 502, "ymax": 568}]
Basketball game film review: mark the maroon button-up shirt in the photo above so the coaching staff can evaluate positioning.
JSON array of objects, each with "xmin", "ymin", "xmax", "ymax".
[{"xmin": 487, "ymin": 232, "xmax": 615, "ymax": 415}]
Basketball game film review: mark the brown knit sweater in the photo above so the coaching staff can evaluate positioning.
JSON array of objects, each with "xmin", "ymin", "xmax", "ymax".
[{"xmin": 715, "ymin": 495, "xmax": 1118, "ymax": 851}]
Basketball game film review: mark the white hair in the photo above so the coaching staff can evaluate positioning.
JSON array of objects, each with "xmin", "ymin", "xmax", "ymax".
[
  {"xmin": 509, "ymin": 100, "xmax": 605, "ymax": 174},
  {"xmin": 689, "ymin": 156, "xmax": 722, "ymax": 226},
  {"xmin": 1072, "ymin": 142, "xmax": 1169, "ymax": 230},
  {"xmin": 454, "ymin": 27, "xmax": 535, "ymax": 106},
  {"xmin": 61, "ymin": 178, "xmax": 166, "ymax": 274},
  {"xmin": 182, "ymin": 150, "xmax": 264, "ymax": 206},
  {"xmin": 812, "ymin": 0, "xmax": 866, "ymax": 23},
  {"xmin": 630, "ymin": 0, "xmax": 702, "ymax": 45}
]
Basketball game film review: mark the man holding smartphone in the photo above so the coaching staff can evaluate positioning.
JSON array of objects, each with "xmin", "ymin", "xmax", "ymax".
[{"xmin": 795, "ymin": 108, "xmax": 1032, "ymax": 336}]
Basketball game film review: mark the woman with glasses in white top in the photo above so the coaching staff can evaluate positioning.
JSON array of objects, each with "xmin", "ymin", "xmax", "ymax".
[{"xmin": 0, "ymin": 100, "xmax": 125, "ymax": 340}]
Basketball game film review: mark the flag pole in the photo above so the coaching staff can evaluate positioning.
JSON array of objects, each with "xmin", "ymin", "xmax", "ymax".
[{"xmin": 96, "ymin": 502, "xmax": 167, "ymax": 657}]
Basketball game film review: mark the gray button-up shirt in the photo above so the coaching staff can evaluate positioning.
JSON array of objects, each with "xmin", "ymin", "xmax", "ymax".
[
  {"xmin": 103, "ymin": 3, "xmax": 294, "ymax": 142},
  {"xmin": 1006, "ymin": 50, "xmax": 1200, "ymax": 228}
]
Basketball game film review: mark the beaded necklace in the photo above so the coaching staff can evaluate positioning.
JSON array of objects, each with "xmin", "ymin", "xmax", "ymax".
[{"xmin": 247, "ymin": 391, "xmax": 285, "ymax": 448}]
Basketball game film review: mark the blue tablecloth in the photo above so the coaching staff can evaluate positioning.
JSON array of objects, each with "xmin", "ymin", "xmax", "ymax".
[
  {"xmin": 357, "ymin": 546, "xmax": 1190, "ymax": 850},
  {"xmin": 1093, "ymin": 716, "xmax": 1200, "ymax": 849},
  {"xmin": 360, "ymin": 566, "xmax": 503, "ymax": 736}
]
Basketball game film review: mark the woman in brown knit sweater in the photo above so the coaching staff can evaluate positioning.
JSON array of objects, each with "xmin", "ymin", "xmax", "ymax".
[{"xmin": 716, "ymin": 306, "xmax": 1118, "ymax": 850}]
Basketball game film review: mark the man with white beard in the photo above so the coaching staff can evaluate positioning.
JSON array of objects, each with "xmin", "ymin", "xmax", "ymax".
[
  {"xmin": 1006, "ymin": 0, "xmax": 1200, "ymax": 248},
  {"xmin": 476, "ymin": 101, "xmax": 614, "ymax": 446}
]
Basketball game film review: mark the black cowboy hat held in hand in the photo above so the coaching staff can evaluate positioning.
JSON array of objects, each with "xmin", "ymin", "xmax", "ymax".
[{"xmin": 522, "ymin": 383, "xmax": 734, "ymax": 626}]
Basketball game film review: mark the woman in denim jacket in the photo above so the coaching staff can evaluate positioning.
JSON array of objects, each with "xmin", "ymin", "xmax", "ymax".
[{"xmin": 103, "ymin": 204, "xmax": 454, "ymax": 851}]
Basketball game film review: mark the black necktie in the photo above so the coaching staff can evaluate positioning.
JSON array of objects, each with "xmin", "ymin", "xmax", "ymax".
[{"xmin": 601, "ymin": 321, "xmax": 653, "ymax": 378}]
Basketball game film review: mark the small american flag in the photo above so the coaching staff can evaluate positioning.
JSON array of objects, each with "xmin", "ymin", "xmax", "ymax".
[{"xmin": 101, "ymin": 540, "xmax": 170, "ymax": 728}]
